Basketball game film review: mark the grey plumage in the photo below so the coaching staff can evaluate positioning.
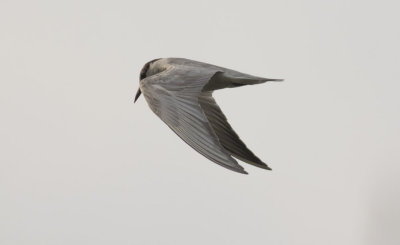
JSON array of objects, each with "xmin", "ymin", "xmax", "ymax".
[{"xmin": 135, "ymin": 58, "xmax": 282, "ymax": 174}]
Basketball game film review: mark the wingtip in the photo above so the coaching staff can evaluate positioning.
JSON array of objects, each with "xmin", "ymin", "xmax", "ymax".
[
  {"xmin": 230, "ymin": 166, "xmax": 248, "ymax": 175},
  {"xmin": 266, "ymin": 78, "xmax": 284, "ymax": 82},
  {"xmin": 259, "ymin": 162, "xmax": 272, "ymax": 171},
  {"xmin": 225, "ymin": 164, "xmax": 248, "ymax": 174}
]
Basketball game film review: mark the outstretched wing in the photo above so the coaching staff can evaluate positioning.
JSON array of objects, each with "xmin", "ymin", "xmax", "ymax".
[
  {"xmin": 141, "ymin": 64, "xmax": 247, "ymax": 174},
  {"xmin": 199, "ymin": 94, "xmax": 271, "ymax": 170},
  {"xmin": 141, "ymin": 58, "xmax": 280, "ymax": 173}
]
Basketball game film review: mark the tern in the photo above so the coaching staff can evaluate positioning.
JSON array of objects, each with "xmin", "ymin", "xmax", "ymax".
[{"xmin": 134, "ymin": 58, "xmax": 282, "ymax": 174}]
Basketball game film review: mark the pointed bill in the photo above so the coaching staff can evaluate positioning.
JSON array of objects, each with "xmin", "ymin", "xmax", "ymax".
[{"xmin": 134, "ymin": 88, "xmax": 141, "ymax": 103}]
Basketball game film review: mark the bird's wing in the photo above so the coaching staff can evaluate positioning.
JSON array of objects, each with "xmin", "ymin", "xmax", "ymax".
[
  {"xmin": 142, "ymin": 65, "xmax": 247, "ymax": 174},
  {"xmin": 141, "ymin": 59, "xmax": 279, "ymax": 173},
  {"xmin": 167, "ymin": 58, "xmax": 283, "ymax": 91},
  {"xmin": 199, "ymin": 94, "xmax": 271, "ymax": 170}
]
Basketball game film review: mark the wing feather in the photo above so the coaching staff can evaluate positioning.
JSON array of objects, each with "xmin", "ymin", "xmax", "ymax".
[
  {"xmin": 141, "ymin": 65, "xmax": 247, "ymax": 174},
  {"xmin": 199, "ymin": 95, "xmax": 271, "ymax": 170}
]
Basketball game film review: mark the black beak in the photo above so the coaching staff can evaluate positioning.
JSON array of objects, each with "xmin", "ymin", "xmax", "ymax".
[{"xmin": 134, "ymin": 88, "xmax": 141, "ymax": 103}]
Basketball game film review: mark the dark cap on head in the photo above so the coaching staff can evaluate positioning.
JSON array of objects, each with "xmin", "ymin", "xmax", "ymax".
[
  {"xmin": 136, "ymin": 58, "xmax": 161, "ymax": 103},
  {"xmin": 140, "ymin": 58, "xmax": 161, "ymax": 80}
]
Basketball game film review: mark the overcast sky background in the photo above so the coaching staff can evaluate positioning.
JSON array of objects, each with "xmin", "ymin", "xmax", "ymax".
[{"xmin": 1, "ymin": 0, "xmax": 399, "ymax": 244}]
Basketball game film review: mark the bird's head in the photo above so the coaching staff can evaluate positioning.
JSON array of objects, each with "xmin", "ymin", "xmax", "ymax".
[{"xmin": 134, "ymin": 58, "xmax": 161, "ymax": 103}]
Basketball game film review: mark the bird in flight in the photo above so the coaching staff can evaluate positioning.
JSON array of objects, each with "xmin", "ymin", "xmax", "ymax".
[{"xmin": 134, "ymin": 58, "xmax": 282, "ymax": 174}]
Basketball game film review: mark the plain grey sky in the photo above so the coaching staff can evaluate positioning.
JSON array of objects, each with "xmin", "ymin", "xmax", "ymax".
[{"xmin": 1, "ymin": 0, "xmax": 399, "ymax": 244}]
